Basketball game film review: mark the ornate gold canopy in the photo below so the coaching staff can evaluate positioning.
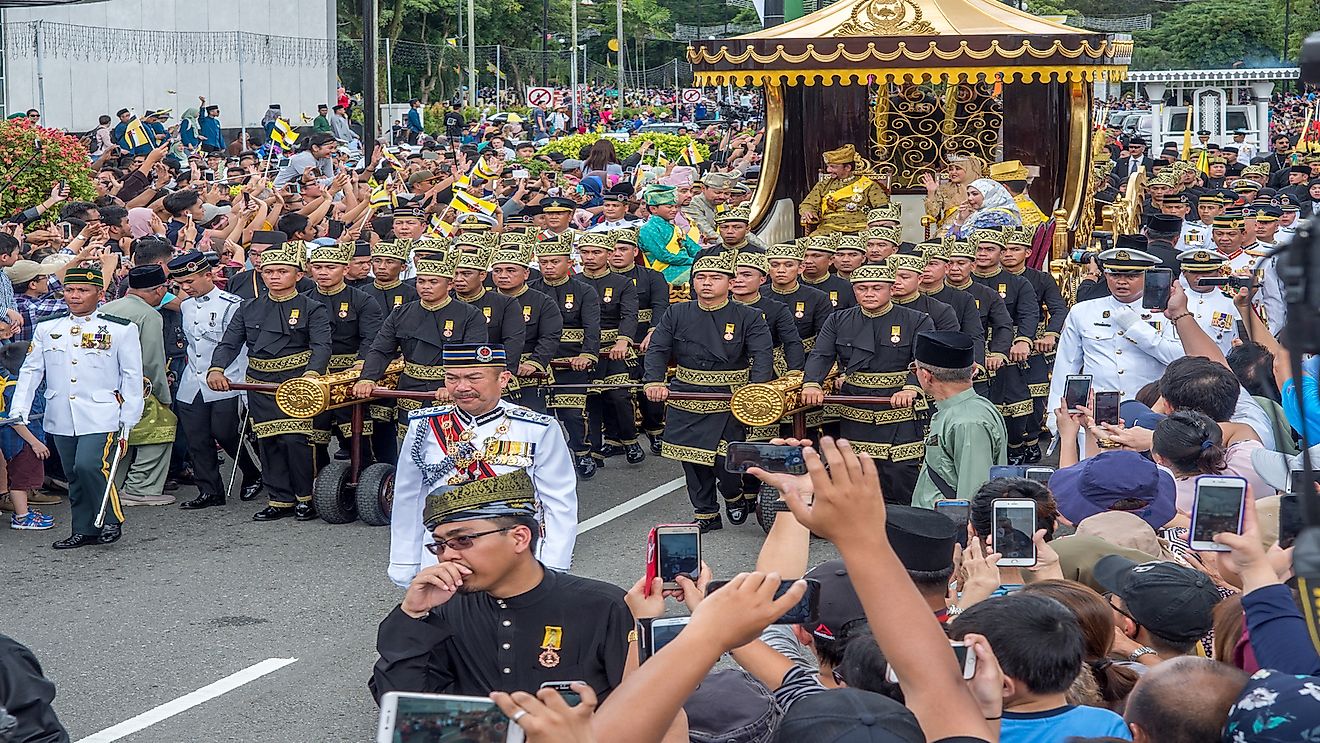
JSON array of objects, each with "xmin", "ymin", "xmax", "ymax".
[{"xmin": 688, "ymin": 0, "xmax": 1131, "ymax": 86}]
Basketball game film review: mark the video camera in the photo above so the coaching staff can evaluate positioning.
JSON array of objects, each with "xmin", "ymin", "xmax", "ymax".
[{"xmin": 1283, "ymin": 31, "xmax": 1320, "ymax": 648}]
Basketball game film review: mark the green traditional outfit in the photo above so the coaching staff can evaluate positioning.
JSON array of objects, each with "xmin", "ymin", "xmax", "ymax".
[{"xmin": 638, "ymin": 185, "xmax": 702, "ymax": 284}]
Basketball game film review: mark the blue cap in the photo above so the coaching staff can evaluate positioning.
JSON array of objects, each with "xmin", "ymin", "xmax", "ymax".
[{"xmin": 1049, "ymin": 450, "xmax": 1176, "ymax": 529}]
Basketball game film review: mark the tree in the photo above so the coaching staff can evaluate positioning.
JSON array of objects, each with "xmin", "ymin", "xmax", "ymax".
[{"xmin": 1132, "ymin": 0, "xmax": 1279, "ymax": 69}]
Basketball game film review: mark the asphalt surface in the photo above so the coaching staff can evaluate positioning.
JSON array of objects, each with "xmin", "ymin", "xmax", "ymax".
[{"xmin": 2, "ymin": 447, "xmax": 800, "ymax": 743}]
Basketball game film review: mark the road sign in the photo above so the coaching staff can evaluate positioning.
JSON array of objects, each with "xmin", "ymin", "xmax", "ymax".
[
  {"xmin": 527, "ymin": 87, "xmax": 554, "ymax": 107},
  {"xmin": 681, "ymin": 88, "xmax": 702, "ymax": 104}
]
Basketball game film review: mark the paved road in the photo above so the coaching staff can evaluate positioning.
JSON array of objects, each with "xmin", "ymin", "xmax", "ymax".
[{"xmin": 3, "ymin": 450, "xmax": 793, "ymax": 743}]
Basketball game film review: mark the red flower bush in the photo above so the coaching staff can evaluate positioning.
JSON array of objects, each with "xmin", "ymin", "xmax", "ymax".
[{"xmin": 0, "ymin": 119, "xmax": 95, "ymax": 222}]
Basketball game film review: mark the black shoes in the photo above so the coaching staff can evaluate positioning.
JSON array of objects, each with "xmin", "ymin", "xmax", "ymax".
[
  {"xmin": 648, "ymin": 434, "xmax": 663, "ymax": 456},
  {"xmin": 625, "ymin": 443, "xmax": 646, "ymax": 464},
  {"xmin": 53, "ymin": 533, "xmax": 101, "ymax": 550},
  {"xmin": 597, "ymin": 444, "xmax": 628, "ymax": 458},
  {"xmin": 180, "ymin": 492, "xmax": 225, "ymax": 510},
  {"xmin": 253, "ymin": 506, "xmax": 296, "ymax": 521},
  {"xmin": 333, "ymin": 448, "xmax": 351, "ymax": 460},
  {"xmin": 99, "ymin": 522, "xmax": 122, "ymax": 544},
  {"xmin": 725, "ymin": 499, "xmax": 749, "ymax": 526},
  {"xmin": 239, "ymin": 480, "xmax": 263, "ymax": 502},
  {"xmin": 1006, "ymin": 447, "xmax": 1025, "ymax": 466},
  {"xmin": 294, "ymin": 502, "xmax": 318, "ymax": 521},
  {"xmin": 697, "ymin": 515, "xmax": 724, "ymax": 533},
  {"xmin": 575, "ymin": 456, "xmax": 598, "ymax": 479},
  {"xmin": 1021, "ymin": 443, "xmax": 1042, "ymax": 464}
]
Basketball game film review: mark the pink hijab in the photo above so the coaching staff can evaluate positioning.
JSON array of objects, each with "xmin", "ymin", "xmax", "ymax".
[{"xmin": 128, "ymin": 208, "xmax": 156, "ymax": 238}]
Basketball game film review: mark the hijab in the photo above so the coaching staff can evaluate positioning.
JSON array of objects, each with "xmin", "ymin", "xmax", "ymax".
[
  {"xmin": 964, "ymin": 177, "xmax": 1020, "ymax": 224},
  {"xmin": 128, "ymin": 208, "xmax": 156, "ymax": 238}
]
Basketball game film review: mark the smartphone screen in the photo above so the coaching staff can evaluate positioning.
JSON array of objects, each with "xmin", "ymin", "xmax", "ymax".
[
  {"xmin": 650, "ymin": 618, "xmax": 688, "ymax": 655},
  {"xmin": 1063, "ymin": 375, "xmax": 1092, "ymax": 410},
  {"xmin": 1094, "ymin": 391, "xmax": 1121, "ymax": 426},
  {"xmin": 655, "ymin": 529, "xmax": 700, "ymax": 585},
  {"xmin": 1191, "ymin": 479, "xmax": 1246, "ymax": 548},
  {"xmin": 1289, "ymin": 468, "xmax": 1320, "ymax": 497},
  {"xmin": 725, "ymin": 442, "xmax": 807, "ymax": 474},
  {"xmin": 989, "ymin": 465, "xmax": 1028, "ymax": 480},
  {"xmin": 991, "ymin": 500, "xmax": 1036, "ymax": 564},
  {"xmin": 1279, "ymin": 493, "xmax": 1303, "ymax": 549},
  {"xmin": 539, "ymin": 681, "xmax": 584, "ymax": 707},
  {"xmin": 381, "ymin": 693, "xmax": 518, "ymax": 743},
  {"xmin": 706, "ymin": 578, "xmax": 820, "ymax": 624},
  {"xmin": 60, "ymin": 223, "xmax": 73, "ymax": 241},
  {"xmin": 1142, "ymin": 268, "xmax": 1173, "ymax": 311},
  {"xmin": 1025, "ymin": 467, "xmax": 1055, "ymax": 485},
  {"xmin": 935, "ymin": 499, "xmax": 971, "ymax": 529}
]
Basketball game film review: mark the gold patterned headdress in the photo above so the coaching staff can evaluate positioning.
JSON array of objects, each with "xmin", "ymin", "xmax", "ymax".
[
  {"xmin": 691, "ymin": 249, "xmax": 737, "ymax": 277},
  {"xmin": 306, "ymin": 241, "xmax": 352, "ymax": 265},
  {"xmin": 422, "ymin": 469, "xmax": 536, "ymax": 529}
]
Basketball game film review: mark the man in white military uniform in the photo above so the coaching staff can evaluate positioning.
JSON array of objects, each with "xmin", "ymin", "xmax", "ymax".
[
  {"xmin": 167, "ymin": 250, "xmax": 263, "ymax": 511},
  {"xmin": 1047, "ymin": 242, "xmax": 1184, "ymax": 440},
  {"xmin": 1211, "ymin": 211, "xmax": 1257, "ymax": 275},
  {"xmin": 11, "ymin": 266, "xmax": 144, "ymax": 549},
  {"xmin": 389, "ymin": 343, "xmax": 577, "ymax": 588},
  {"xmin": 1176, "ymin": 248, "xmax": 1241, "ymax": 357}
]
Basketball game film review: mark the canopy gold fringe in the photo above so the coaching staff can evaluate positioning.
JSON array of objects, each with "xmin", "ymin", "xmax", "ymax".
[
  {"xmin": 694, "ymin": 65, "xmax": 1129, "ymax": 88},
  {"xmin": 686, "ymin": 38, "xmax": 1133, "ymax": 66}
]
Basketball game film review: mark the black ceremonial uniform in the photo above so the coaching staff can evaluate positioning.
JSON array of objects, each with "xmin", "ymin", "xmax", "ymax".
[
  {"xmin": 893, "ymin": 292, "xmax": 960, "ymax": 333},
  {"xmin": 736, "ymin": 293, "xmax": 804, "ymax": 442},
  {"xmin": 922, "ymin": 282, "xmax": 986, "ymax": 366},
  {"xmin": 970, "ymin": 269, "xmax": 1040, "ymax": 455},
  {"xmin": 804, "ymin": 304, "xmax": 934, "ymax": 504},
  {"xmin": 369, "ymin": 570, "xmax": 632, "ymax": 701},
  {"xmin": 209, "ymin": 292, "xmax": 332, "ymax": 512},
  {"xmin": 225, "ymin": 268, "xmax": 314, "ymax": 300},
  {"xmin": 306, "ymin": 283, "xmax": 384, "ymax": 457},
  {"xmin": 802, "ymin": 272, "xmax": 856, "ymax": 312},
  {"xmin": 500, "ymin": 286, "xmax": 563, "ymax": 413},
  {"xmin": 643, "ymin": 299, "xmax": 773, "ymax": 524},
  {"xmin": 615, "ymin": 262, "xmax": 670, "ymax": 445},
  {"xmin": 1011, "ymin": 265, "xmax": 1068, "ymax": 446},
  {"xmin": 457, "ymin": 287, "xmax": 526, "ymax": 373},
  {"xmin": 530, "ymin": 275, "xmax": 601, "ymax": 463},
  {"xmin": 765, "ymin": 281, "xmax": 833, "ymax": 355},
  {"xmin": 359, "ymin": 298, "xmax": 489, "ymax": 438},
  {"xmin": 951, "ymin": 279, "xmax": 1014, "ymax": 398},
  {"xmin": 363, "ymin": 278, "xmax": 420, "ymax": 316},
  {"xmin": 580, "ymin": 269, "xmax": 641, "ymax": 461}
]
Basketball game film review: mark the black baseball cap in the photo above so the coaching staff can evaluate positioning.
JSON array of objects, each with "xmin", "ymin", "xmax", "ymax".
[
  {"xmin": 1094, "ymin": 555, "xmax": 1221, "ymax": 641},
  {"xmin": 776, "ymin": 688, "xmax": 923, "ymax": 743},
  {"xmin": 803, "ymin": 559, "xmax": 865, "ymax": 641}
]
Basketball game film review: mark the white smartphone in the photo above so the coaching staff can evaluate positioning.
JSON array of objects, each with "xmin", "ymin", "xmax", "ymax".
[
  {"xmin": 991, "ymin": 499, "xmax": 1037, "ymax": 567},
  {"xmin": 639, "ymin": 616, "xmax": 691, "ymax": 663},
  {"xmin": 1189, "ymin": 475, "xmax": 1247, "ymax": 551},
  {"xmin": 654, "ymin": 524, "xmax": 701, "ymax": 589},
  {"xmin": 886, "ymin": 640, "xmax": 977, "ymax": 683},
  {"xmin": 376, "ymin": 692, "xmax": 524, "ymax": 743}
]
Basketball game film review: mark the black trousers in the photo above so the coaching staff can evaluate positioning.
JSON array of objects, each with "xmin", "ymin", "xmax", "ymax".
[
  {"xmin": 638, "ymin": 393, "xmax": 665, "ymax": 437},
  {"xmin": 257, "ymin": 435, "xmax": 315, "ymax": 507},
  {"xmin": 681, "ymin": 459, "xmax": 743, "ymax": 519},
  {"xmin": 554, "ymin": 407, "xmax": 589, "ymax": 458},
  {"xmin": 876, "ymin": 461, "xmax": 918, "ymax": 507},
  {"xmin": 176, "ymin": 395, "xmax": 261, "ymax": 500},
  {"xmin": 587, "ymin": 389, "xmax": 638, "ymax": 456}
]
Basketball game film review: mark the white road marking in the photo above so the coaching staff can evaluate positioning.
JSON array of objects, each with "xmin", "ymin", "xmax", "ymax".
[
  {"xmin": 577, "ymin": 476, "xmax": 685, "ymax": 534},
  {"xmin": 76, "ymin": 657, "xmax": 299, "ymax": 743}
]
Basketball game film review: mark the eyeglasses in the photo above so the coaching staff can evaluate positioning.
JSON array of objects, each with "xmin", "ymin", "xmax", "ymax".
[
  {"xmin": 1102, "ymin": 592, "xmax": 1136, "ymax": 621},
  {"xmin": 26, "ymin": 114, "xmax": 39, "ymax": 120},
  {"xmin": 424, "ymin": 526, "xmax": 515, "ymax": 554}
]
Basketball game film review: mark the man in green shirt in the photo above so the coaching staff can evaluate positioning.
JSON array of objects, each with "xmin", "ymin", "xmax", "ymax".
[
  {"xmin": 911, "ymin": 330, "xmax": 1006, "ymax": 509},
  {"xmin": 313, "ymin": 104, "xmax": 332, "ymax": 133}
]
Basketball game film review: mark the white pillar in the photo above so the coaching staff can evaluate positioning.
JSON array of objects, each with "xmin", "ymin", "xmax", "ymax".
[
  {"xmin": 1250, "ymin": 81, "xmax": 1275, "ymax": 156},
  {"xmin": 1144, "ymin": 82, "xmax": 1166, "ymax": 150}
]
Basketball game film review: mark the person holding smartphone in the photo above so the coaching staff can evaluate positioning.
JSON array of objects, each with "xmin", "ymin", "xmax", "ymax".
[
  {"xmin": 1045, "ymin": 240, "xmax": 1184, "ymax": 452},
  {"xmin": 1173, "ymin": 248, "xmax": 1240, "ymax": 357}
]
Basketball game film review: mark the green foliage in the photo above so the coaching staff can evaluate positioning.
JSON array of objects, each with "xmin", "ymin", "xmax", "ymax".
[
  {"xmin": 537, "ymin": 131, "xmax": 708, "ymax": 160},
  {"xmin": 0, "ymin": 121, "xmax": 94, "ymax": 222},
  {"xmin": 1131, "ymin": 0, "xmax": 1279, "ymax": 69}
]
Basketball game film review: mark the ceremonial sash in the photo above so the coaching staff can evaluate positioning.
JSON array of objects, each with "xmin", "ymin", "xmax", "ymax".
[{"xmin": 823, "ymin": 176, "xmax": 875, "ymax": 212}]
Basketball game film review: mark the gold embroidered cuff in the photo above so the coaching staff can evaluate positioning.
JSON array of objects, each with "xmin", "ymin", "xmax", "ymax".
[{"xmin": 248, "ymin": 351, "xmax": 313, "ymax": 373}]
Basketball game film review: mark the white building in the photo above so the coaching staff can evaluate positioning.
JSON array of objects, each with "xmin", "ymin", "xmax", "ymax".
[{"xmin": 1, "ymin": 0, "xmax": 337, "ymax": 134}]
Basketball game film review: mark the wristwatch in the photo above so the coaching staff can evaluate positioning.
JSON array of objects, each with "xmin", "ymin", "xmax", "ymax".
[{"xmin": 1127, "ymin": 646, "xmax": 1158, "ymax": 662}]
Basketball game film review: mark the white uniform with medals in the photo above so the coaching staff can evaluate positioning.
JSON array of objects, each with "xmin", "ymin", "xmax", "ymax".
[
  {"xmin": 1176, "ymin": 221, "xmax": 1209, "ymax": 252},
  {"xmin": 1046, "ymin": 295, "xmax": 1184, "ymax": 435},
  {"xmin": 178, "ymin": 287, "xmax": 247, "ymax": 404},
  {"xmin": 12, "ymin": 311, "xmax": 145, "ymax": 435},
  {"xmin": 1251, "ymin": 246, "xmax": 1287, "ymax": 335},
  {"xmin": 1222, "ymin": 248, "xmax": 1256, "ymax": 275},
  {"xmin": 1178, "ymin": 276, "xmax": 1241, "ymax": 357},
  {"xmin": 389, "ymin": 399, "xmax": 578, "ymax": 587}
]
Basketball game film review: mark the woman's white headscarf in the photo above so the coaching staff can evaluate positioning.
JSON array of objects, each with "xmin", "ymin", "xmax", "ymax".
[{"xmin": 964, "ymin": 177, "xmax": 1019, "ymax": 224}]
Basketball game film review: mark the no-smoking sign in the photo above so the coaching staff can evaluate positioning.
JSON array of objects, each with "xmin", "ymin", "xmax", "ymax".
[
  {"xmin": 681, "ymin": 88, "xmax": 702, "ymax": 104},
  {"xmin": 527, "ymin": 87, "xmax": 554, "ymax": 107}
]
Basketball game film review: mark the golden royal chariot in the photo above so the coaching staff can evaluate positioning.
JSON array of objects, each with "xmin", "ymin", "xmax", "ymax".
[{"xmin": 687, "ymin": 0, "xmax": 1138, "ymax": 301}]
